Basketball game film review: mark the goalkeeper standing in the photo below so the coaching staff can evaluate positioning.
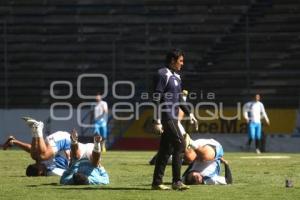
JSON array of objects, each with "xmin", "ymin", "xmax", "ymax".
[{"xmin": 151, "ymin": 49, "xmax": 198, "ymax": 190}]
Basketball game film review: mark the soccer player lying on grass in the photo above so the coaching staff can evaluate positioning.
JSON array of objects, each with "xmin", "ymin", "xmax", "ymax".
[
  {"xmin": 60, "ymin": 129, "xmax": 109, "ymax": 185},
  {"xmin": 182, "ymin": 136, "xmax": 232, "ymax": 185},
  {"xmin": 2, "ymin": 117, "xmax": 71, "ymax": 176},
  {"xmin": 182, "ymin": 154, "xmax": 232, "ymax": 185}
]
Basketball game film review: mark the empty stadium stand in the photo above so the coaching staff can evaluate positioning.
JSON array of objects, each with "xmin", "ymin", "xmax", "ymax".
[{"xmin": 0, "ymin": 0, "xmax": 299, "ymax": 108}]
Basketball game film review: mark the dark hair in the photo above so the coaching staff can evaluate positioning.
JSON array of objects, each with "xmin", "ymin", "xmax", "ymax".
[
  {"xmin": 73, "ymin": 172, "xmax": 89, "ymax": 185},
  {"xmin": 185, "ymin": 171, "xmax": 201, "ymax": 185},
  {"xmin": 26, "ymin": 164, "xmax": 40, "ymax": 176},
  {"xmin": 165, "ymin": 48, "xmax": 184, "ymax": 66}
]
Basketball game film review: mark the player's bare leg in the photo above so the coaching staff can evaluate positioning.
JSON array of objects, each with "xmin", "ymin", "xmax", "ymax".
[
  {"xmin": 91, "ymin": 135, "xmax": 102, "ymax": 167},
  {"xmin": 3, "ymin": 136, "xmax": 32, "ymax": 153},
  {"xmin": 22, "ymin": 117, "xmax": 54, "ymax": 161},
  {"xmin": 70, "ymin": 128, "xmax": 81, "ymax": 160},
  {"xmin": 2, "ymin": 136, "xmax": 16, "ymax": 150}
]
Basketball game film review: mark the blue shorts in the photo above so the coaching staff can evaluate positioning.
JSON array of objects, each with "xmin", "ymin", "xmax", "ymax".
[
  {"xmin": 93, "ymin": 120, "xmax": 108, "ymax": 139},
  {"xmin": 248, "ymin": 122, "xmax": 262, "ymax": 140}
]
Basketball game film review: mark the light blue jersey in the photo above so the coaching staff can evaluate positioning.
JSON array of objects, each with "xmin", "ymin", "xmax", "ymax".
[{"xmin": 60, "ymin": 159, "xmax": 109, "ymax": 185}]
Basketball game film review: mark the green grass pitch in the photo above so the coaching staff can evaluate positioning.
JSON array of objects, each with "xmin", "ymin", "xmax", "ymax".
[{"xmin": 1, "ymin": 150, "xmax": 300, "ymax": 200}]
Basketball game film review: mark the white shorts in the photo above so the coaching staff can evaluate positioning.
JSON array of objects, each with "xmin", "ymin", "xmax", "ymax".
[
  {"xmin": 45, "ymin": 131, "xmax": 71, "ymax": 154},
  {"xmin": 78, "ymin": 143, "xmax": 95, "ymax": 161}
]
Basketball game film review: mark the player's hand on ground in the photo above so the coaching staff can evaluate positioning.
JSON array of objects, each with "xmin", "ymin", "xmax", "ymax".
[{"xmin": 189, "ymin": 113, "xmax": 198, "ymax": 131}]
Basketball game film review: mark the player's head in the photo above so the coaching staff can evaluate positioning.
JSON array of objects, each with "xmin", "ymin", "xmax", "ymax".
[
  {"xmin": 165, "ymin": 48, "xmax": 184, "ymax": 71},
  {"xmin": 255, "ymin": 94, "xmax": 261, "ymax": 101},
  {"xmin": 26, "ymin": 163, "xmax": 47, "ymax": 176},
  {"xmin": 186, "ymin": 171, "xmax": 203, "ymax": 185},
  {"xmin": 96, "ymin": 92, "xmax": 102, "ymax": 102},
  {"xmin": 73, "ymin": 172, "xmax": 89, "ymax": 185}
]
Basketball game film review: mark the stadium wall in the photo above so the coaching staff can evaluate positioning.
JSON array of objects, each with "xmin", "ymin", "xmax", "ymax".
[
  {"xmin": 112, "ymin": 108, "xmax": 299, "ymax": 151},
  {"xmin": 1, "ymin": 109, "xmax": 300, "ymax": 152}
]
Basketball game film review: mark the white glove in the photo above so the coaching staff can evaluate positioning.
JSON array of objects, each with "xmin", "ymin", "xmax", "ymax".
[
  {"xmin": 153, "ymin": 120, "xmax": 164, "ymax": 135},
  {"xmin": 189, "ymin": 113, "xmax": 198, "ymax": 131}
]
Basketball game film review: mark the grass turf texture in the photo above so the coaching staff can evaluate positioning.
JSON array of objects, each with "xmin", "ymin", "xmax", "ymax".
[{"xmin": 1, "ymin": 150, "xmax": 300, "ymax": 200}]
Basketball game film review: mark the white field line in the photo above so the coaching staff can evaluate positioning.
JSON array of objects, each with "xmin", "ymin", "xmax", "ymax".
[{"xmin": 240, "ymin": 156, "xmax": 291, "ymax": 159}]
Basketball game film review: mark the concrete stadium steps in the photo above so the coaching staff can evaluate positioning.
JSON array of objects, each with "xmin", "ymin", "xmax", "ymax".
[{"xmin": 0, "ymin": 1, "xmax": 300, "ymax": 108}]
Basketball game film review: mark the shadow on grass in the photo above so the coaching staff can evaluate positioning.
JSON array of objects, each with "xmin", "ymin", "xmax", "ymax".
[
  {"xmin": 26, "ymin": 184, "xmax": 151, "ymax": 190},
  {"xmin": 27, "ymin": 183, "xmax": 60, "ymax": 187},
  {"xmin": 57, "ymin": 186, "xmax": 152, "ymax": 191},
  {"xmin": 140, "ymin": 182, "xmax": 172, "ymax": 186}
]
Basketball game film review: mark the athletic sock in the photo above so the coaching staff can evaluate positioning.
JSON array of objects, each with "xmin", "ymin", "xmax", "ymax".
[
  {"xmin": 32, "ymin": 131, "xmax": 39, "ymax": 138},
  {"xmin": 32, "ymin": 127, "xmax": 43, "ymax": 138},
  {"xmin": 36, "ymin": 128, "xmax": 43, "ymax": 138}
]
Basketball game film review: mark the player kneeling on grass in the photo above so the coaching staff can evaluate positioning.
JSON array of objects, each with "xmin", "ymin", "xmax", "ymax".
[
  {"xmin": 60, "ymin": 129, "xmax": 109, "ymax": 185},
  {"xmin": 183, "ymin": 135, "xmax": 233, "ymax": 185},
  {"xmin": 2, "ymin": 117, "xmax": 71, "ymax": 176}
]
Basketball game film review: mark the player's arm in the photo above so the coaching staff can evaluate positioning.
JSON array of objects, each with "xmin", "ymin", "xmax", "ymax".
[
  {"xmin": 179, "ymin": 94, "xmax": 198, "ymax": 130},
  {"xmin": 179, "ymin": 93, "xmax": 191, "ymax": 116},
  {"xmin": 243, "ymin": 103, "xmax": 250, "ymax": 123},
  {"xmin": 223, "ymin": 161, "xmax": 233, "ymax": 184},
  {"xmin": 103, "ymin": 102, "xmax": 108, "ymax": 114},
  {"xmin": 90, "ymin": 105, "xmax": 95, "ymax": 123},
  {"xmin": 152, "ymin": 72, "xmax": 166, "ymax": 120},
  {"xmin": 152, "ymin": 72, "xmax": 167, "ymax": 134},
  {"xmin": 8, "ymin": 138, "xmax": 32, "ymax": 153},
  {"xmin": 260, "ymin": 103, "xmax": 270, "ymax": 125}
]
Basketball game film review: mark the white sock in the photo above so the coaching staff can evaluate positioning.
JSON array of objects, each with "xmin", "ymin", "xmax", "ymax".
[
  {"xmin": 31, "ymin": 130, "xmax": 39, "ymax": 138},
  {"xmin": 32, "ymin": 122, "xmax": 44, "ymax": 138},
  {"xmin": 36, "ymin": 128, "xmax": 43, "ymax": 138},
  {"xmin": 93, "ymin": 142, "xmax": 101, "ymax": 153},
  {"xmin": 32, "ymin": 128, "xmax": 43, "ymax": 138}
]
